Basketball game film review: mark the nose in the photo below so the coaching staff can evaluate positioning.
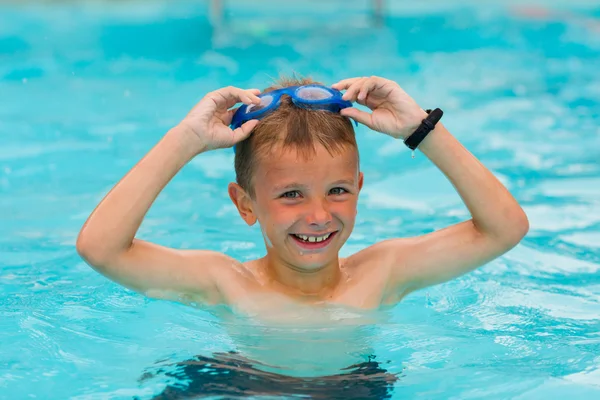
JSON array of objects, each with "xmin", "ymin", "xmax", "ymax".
[{"xmin": 305, "ymin": 198, "xmax": 332, "ymax": 229}]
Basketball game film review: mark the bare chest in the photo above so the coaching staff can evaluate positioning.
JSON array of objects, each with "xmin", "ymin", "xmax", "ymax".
[
  {"xmin": 205, "ymin": 262, "xmax": 391, "ymax": 376},
  {"xmin": 211, "ymin": 284, "xmax": 390, "ymax": 376},
  {"xmin": 218, "ymin": 262, "xmax": 390, "ymax": 316}
]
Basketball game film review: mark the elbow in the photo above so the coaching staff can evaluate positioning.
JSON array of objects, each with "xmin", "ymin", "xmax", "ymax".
[
  {"xmin": 76, "ymin": 233, "xmax": 99, "ymax": 266},
  {"xmin": 499, "ymin": 209, "xmax": 530, "ymax": 248},
  {"xmin": 517, "ymin": 210, "xmax": 530, "ymax": 239},
  {"xmin": 76, "ymin": 231, "xmax": 112, "ymax": 267},
  {"xmin": 476, "ymin": 208, "xmax": 529, "ymax": 250}
]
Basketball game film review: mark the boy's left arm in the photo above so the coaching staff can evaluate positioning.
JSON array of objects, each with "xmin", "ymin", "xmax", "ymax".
[
  {"xmin": 332, "ymin": 77, "xmax": 529, "ymax": 299},
  {"xmin": 376, "ymin": 122, "xmax": 528, "ymax": 297}
]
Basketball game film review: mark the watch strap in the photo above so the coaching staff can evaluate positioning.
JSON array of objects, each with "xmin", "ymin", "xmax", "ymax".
[{"xmin": 403, "ymin": 108, "xmax": 443, "ymax": 150}]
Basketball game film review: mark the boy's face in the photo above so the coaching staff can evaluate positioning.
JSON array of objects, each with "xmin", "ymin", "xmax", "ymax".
[{"xmin": 248, "ymin": 143, "xmax": 363, "ymax": 271}]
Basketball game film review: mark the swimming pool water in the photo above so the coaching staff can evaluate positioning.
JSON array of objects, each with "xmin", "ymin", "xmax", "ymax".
[{"xmin": 1, "ymin": 0, "xmax": 600, "ymax": 398}]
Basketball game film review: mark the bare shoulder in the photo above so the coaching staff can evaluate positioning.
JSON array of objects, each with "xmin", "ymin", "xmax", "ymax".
[
  {"xmin": 206, "ymin": 256, "xmax": 267, "ymax": 304},
  {"xmin": 341, "ymin": 239, "xmax": 406, "ymax": 273},
  {"xmin": 340, "ymin": 239, "xmax": 415, "ymax": 303},
  {"xmin": 183, "ymin": 249, "xmax": 254, "ymax": 283},
  {"xmin": 151, "ymin": 249, "xmax": 263, "ymax": 306}
]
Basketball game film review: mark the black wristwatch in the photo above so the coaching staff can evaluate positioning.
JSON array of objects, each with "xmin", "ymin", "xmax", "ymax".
[{"xmin": 403, "ymin": 108, "xmax": 443, "ymax": 151}]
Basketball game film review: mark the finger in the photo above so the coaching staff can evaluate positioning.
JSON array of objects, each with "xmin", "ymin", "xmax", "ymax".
[
  {"xmin": 341, "ymin": 78, "xmax": 368, "ymax": 101},
  {"xmin": 211, "ymin": 87, "xmax": 260, "ymax": 109},
  {"xmin": 357, "ymin": 78, "xmax": 380, "ymax": 102},
  {"xmin": 223, "ymin": 108, "xmax": 236, "ymax": 125},
  {"xmin": 340, "ymin": 107, "xmax": 373, "ymax": 127},
  {"xmin": 238, "ymin": 90, "xmax": 262, "ymax": 107},
  {"xmin": 244, "ymin": 89, "xmax": 262, "ymax": 104},
  {"xmin": 207, "ymin": 88, "xmax": 241, "ymax": 110},
  {"xmin": 239, "ymin": 94, "xmax": 257, "ymax": 105},
  {"xmin": 331, "ymin": 77, "xmax": 364, "ymax": 90},
  {"xmin": 233, "ymin": 88, "xmax": 262, "ymax": 106},
  {"xmin": 232, "ymin": 119, "xmax": 259, "ymax": 142}
]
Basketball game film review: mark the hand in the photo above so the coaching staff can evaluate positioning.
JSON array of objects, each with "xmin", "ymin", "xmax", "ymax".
[
  {"xmin": 331, "ymin": 76, "xmax": 428, "ymax": 140},
  {"xmin": 178, "ymin": 86, "xmax": 262, "ymax": 151}
]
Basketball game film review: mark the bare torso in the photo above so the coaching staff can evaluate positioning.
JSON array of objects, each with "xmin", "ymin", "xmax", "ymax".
[{"xmin": 197, "ymin": 254, "xmax": 397, "ymax": 377}]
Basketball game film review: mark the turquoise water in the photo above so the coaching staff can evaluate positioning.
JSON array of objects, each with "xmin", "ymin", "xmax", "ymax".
[{"xmin": 2, "ymin": 0, "xmax": 600, "ymax": 398}]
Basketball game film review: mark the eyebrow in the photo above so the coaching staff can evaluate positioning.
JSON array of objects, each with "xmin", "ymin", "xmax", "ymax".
[
  {"xmin": 272, "ymin": 179, "xmax": 356, "ymax": 192},
  {"xmin": 332, "ymin": 179, "xmax": 356, "ymax": 186}
]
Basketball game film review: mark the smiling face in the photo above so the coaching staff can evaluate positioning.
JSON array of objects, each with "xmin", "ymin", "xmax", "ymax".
[{"xmin": 234, "ymin": 143, "xmax": 363, "ymax": 272}]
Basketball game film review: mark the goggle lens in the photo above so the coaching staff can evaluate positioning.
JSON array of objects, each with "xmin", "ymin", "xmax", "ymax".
[
  {"xmin": 296, "ymin": 86, "xmax": 333, "ymax": 101},
  {"xmin": 246, "ymin": 95, "xmax": 274, "ymax": 114}
]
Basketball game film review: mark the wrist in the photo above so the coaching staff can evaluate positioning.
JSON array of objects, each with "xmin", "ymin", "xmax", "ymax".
[
  {"xmin": 402, "ymin": 108, "xmax": 444, "ymax": 150},
  {"xmin": 401, "ymin": 109, "xmax": 429, "ymax": 139},
  {"xmin": 170, "ymin": 123, "xmax": 209, "ymax": 155},
  {"xmin": 416, "ymin": 122, "xmax": 445, "ymax": 150}
]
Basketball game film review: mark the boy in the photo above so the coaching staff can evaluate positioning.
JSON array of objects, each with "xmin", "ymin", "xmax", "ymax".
[
  {"xmin": 77, "ymin": 75, "xmax": 528, "ymax": 395},
  {"xmin": 77, "ymin": 75, "xmax": 528, "ymax": 310}
]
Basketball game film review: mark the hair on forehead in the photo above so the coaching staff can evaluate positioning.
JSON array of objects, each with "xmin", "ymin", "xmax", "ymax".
[{"xmin": 234, "ymin": 74, "xmax": 358, "ymax": 198}]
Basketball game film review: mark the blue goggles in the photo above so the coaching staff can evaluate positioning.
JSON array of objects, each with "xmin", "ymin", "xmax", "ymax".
[{"xmin": 230, "ymin": 84, "xmax": 354, "ymax": 130}]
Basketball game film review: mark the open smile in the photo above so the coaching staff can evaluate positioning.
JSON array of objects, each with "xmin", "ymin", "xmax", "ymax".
[{"xmin": 289, "ymin": 231, "xmax": 338, "ymax": 251}]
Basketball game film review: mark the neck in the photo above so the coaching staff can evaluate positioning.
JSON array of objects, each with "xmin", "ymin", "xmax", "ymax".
[{"xmin": 261, "ymin": 254, "xmax": 343, "ymax": 299}]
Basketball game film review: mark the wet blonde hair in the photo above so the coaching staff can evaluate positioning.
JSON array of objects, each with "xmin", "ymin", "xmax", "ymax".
[{"xmin": 234, "ymin": 75, "xmax": 358, "ymax": 198}]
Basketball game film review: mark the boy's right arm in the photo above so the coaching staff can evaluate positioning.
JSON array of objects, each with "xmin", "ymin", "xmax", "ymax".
[{"xmin": 76, "ymin": 87, "xmax": 262, "ymax": 303}]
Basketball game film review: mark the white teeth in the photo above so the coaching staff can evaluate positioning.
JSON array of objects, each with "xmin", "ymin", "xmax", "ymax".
[{"xmin": 294, "ymin": 233, "xmax": 332, "ymax": 243}]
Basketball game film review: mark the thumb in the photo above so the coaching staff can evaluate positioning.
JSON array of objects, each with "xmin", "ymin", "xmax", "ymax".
[
  {"xmin": 232, "ymin": 119, "xmax": 259, "ymax": 142},
  {"xmin": 340, "ymin": 107, "xmax": 372, "ymax": 127}
]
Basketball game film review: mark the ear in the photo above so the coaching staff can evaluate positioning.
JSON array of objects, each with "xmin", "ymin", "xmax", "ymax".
[
  {"xmin": 358, "ymin": 171, "xmax": 364, "ymax": 192},
  {"xmin": 228, "ymin": 183, "xmax": 257, "ymax": 226}
]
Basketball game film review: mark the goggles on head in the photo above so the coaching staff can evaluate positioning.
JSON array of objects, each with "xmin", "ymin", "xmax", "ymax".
[{"xmin": 230, "ymin": 84, "xmax": 355, "ymax": 130}]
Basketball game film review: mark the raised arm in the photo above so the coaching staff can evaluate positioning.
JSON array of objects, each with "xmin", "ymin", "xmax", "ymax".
[
  {"xmin": 76, "ymin": 86, "xmax": 262, "ymax": 303},
  {"xmin": 332, "ymin": 77, "xmax": 529, "ymax": 299},
  {"xmin": 381, "ymin": 122, "xmax": 528, "ymax": 293}
]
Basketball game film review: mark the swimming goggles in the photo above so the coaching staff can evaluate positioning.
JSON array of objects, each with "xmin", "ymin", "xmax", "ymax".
[{"xmin": 230, "ymin": 84, "xmax": 354, "ymax": 130}]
